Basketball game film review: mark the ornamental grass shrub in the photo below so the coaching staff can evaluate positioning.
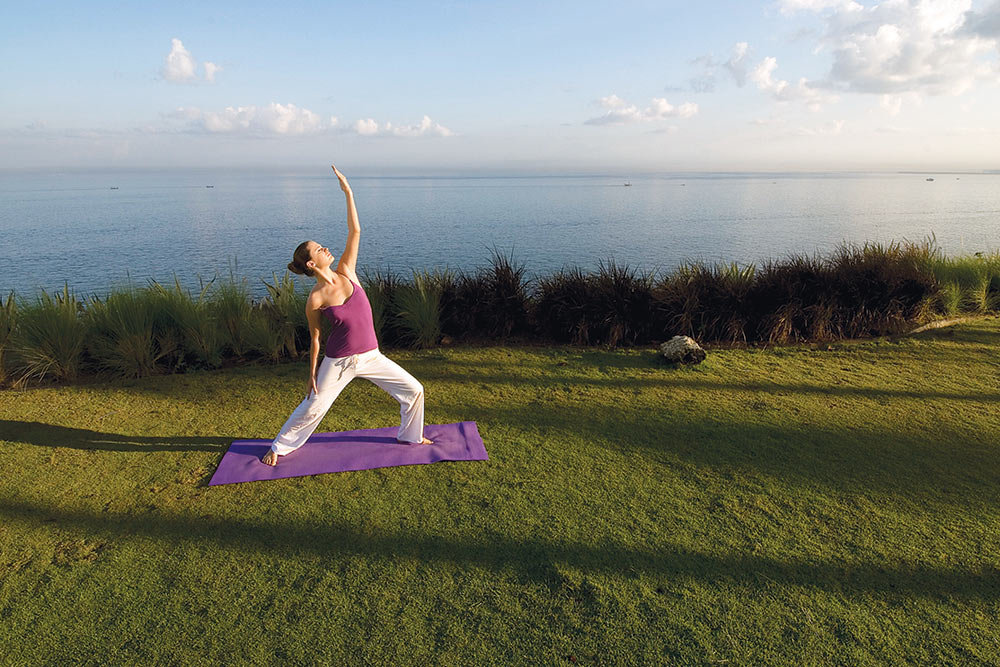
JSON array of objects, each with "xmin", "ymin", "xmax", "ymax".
[
  {"xmin": 532, "ymin": 266, "xmax": 594, "ymax": 345},
  {"xmin": 211, "ymin": 274, "xmax": 254, "ymax": 358},
  {"xmin": 743, "ymin": 255, "xmax": 828, "ymax": 343},
  {"xmin": 148, "ymin": 277, "xmax": 225, "ymax": 371},
  {"xmin": 250, "ymin": 272, "xmax": 309, "ymax": 362},
  {"xmin": 654, "ymin": 261, "xmax": 757, "ymax": 344},
  {"xmin": 589, "ymin": 260, "xmax": 658, "ymax": 348},
  {"xmin": 930, "ymin": 253, "xmax": 1000, "ymax": 314},
  {"xmin": 359, "ymin": 268, "xmax": 405, "ymax": 345},
  {"xmin": 0, "ymin": 292, "xmax": 16, "ymax": 384},
  {"xmin": 440, "ymin": 246, "xmax": 533, "ymax": 343},
  {"xmin": 937, "ymin": 281, "xmax": 964, "ymax": 317},
  {"xmin": 6, "ymin": 284, "xmax": 88, "ymax": 388},
  {"xmin": 392, "ymin": 269, "xmax": 446, "ymax": 349},
  {"xmin": 825, "ymin": 239, "xmax": 938, "ymax": 339},
  {"xmin": 84, "ymin": 285, "xmax": 167, "ymax": 379}
]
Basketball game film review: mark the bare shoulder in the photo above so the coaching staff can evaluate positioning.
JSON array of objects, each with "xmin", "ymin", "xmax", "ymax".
[
  {"xmin": 305, "ymin": 288, "xmax": 325, "ymax": 311},
  {"xmin": 336, "ymin": 265, "xmax": 360, "ymax": 284}
]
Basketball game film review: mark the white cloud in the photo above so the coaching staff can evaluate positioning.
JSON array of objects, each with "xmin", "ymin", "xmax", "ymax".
[
  {"xmin": 879, "ymin": 93, "xmax": 903, "ymax": 115},
  {"xmin": 647, "ymin": 98, "xmax": 698, "ymax": 119},
  {"xmin": 204, "ymin": 62, "xmax": 221, "ymax": 83},
  {"xmin": 788, "ymin": 0, "xmax": 1000, "ymax": 97},
  {"xmin": 255, "ymin": 103, "xmax": 326, "ymax": 134},
  {"xmin": 351, "ymin": 115, "xmax": 452, "ymax": 137},
  {"xmin": 749, "ymin": 56, "xmax": 838, "ymax": 111},
  {"xmin": 688, "ymin": 42, "xmax": 751, "ymax": 92},
  {"xmin": 384, "ymin": 115, "xmax": 453, "ymax": 137},
  {"xmin": 585, "ymin": 95, "xmax": 699, "ymax": 125},
  {"xmin": 724, "ymin": 42, "xmax": 750, "ymax": 87},
  {"xmin": 598, "ymin": 94, "xmax": 629, "ymax": 109},
  {"xmin": 162, "ymin": 38, "xmax": 220, "ymax": 84},
  {"xmin": 164, "ymin": 38, "xmax": 197, "ymax": 82},
  {"xmin": 174, "ymin": 103, "xmax": 332, "ymax": 135},
  {"xmin": 749, "ymin": 57, "xmax": 783, "ymax": 92},
  {"xmin": 354, "ymin": 118, "xmax": 379, "ymax": 135},
  {"xmin": 170, "ymin": 106, "xmax": 450, "ymax": 138},
  {"xmin": 780, "ymin": 0, "xmax": 862, "ymax": 14}
]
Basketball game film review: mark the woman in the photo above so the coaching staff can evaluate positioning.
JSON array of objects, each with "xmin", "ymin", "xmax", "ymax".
[{"xmin": 262, "ymin": 165, "xmax": 433, "ymax": 466}]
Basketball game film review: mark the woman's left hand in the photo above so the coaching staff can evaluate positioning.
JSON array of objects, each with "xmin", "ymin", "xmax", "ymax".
[{"xmin": 331, "ymin": 164, "xmax": 352, "ymax": 194}]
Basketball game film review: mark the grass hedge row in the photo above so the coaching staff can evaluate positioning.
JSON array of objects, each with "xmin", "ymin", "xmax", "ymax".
[{"xmin": 1, "ymin": 238, "xmax": 998, "ymax": 388}]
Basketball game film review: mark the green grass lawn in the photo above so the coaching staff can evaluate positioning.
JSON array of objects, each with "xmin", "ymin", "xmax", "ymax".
[{"xmin": 2, "ymin": 318, "xmax": 1000, "ymax": 665}]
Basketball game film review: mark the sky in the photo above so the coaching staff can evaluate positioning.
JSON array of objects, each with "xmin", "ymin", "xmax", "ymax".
[{"xmin": 2, "ymin": 0, "xmax": 999, "ymax": 173}]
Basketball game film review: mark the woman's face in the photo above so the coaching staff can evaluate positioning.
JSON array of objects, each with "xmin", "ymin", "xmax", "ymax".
[{"xmin": 307, "ymin": 241, "xmax": 335, "ymax": 270}]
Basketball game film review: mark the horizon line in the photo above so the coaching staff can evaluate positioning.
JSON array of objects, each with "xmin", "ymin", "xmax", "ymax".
[{"xmin": 2, "ymin": 166, "xmax": 999, "ymax": 177}]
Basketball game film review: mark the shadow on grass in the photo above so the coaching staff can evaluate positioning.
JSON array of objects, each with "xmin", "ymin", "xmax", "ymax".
[
  {"xmin": 2, "ymin": 495, "xmax": 999, "ymax": 601},
  {"xmin": 437, "ymin": 397, "xmax": 1000, "ymax": 513},
  {"xmin": 6, "ymin": 359, "xmax": 998, "ymax": 510},
  {"xmin": 437, "ymin": 371, "xmax": 1000, "ymax": 403},
  {"xmin": 0, "ymin": 420, "xmax": 229, "ymax": 453}
]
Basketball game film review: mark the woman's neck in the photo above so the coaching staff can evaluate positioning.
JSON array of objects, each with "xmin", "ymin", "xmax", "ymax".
[{"xmin": 313, "ymin": 266, "xmax": 339, "ymax": 287}]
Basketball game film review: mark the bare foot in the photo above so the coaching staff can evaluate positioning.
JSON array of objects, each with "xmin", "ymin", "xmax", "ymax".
[
  {"xmin": 261, "ymin": 450, "xmax": 279, "ymax": 466},
  {"xmin": 397, "ymin": 437, "xmax": 434, "ymax": 445}
]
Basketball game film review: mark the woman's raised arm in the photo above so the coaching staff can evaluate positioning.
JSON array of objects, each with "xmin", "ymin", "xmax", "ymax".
[{"xmin": 332, "ymin": 164, "xmax": 360, "ymax": 274}]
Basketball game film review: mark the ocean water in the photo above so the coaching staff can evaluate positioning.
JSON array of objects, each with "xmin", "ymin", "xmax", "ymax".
[{"xmin": 1, "ymin": 169, "xmax": 998, "ymax": 300}]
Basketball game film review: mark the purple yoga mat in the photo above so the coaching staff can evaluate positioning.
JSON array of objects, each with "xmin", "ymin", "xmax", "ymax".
[{"xmin": 209, "ymin": 421, "xmax": 487, "ymax": 486}]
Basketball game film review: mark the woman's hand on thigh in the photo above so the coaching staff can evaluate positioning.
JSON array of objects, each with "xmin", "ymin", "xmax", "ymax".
[{"xmin": 306, "ymin": 375, "xmax": 318, "ymax": 399}]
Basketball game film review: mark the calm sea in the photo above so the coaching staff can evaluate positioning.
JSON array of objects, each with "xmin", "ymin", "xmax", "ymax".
[{"xmin": 2, "ymin": 169, "xmax": 998, "ymax": 300}]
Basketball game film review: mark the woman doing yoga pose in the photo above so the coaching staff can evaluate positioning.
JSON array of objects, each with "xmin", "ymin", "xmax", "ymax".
[{"xmin": 261, "ymin": 165, "xmax": 433, "ymax": 466}]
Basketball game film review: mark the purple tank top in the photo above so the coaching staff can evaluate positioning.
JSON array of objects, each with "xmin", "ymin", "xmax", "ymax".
[{"xmin": 321, "ymin": 280, "xmax": 379, "ymax": 358}]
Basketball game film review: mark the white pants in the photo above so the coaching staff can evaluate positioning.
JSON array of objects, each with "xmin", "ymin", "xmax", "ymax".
[{"xmin": 270, "ymin": 347, "xmax": 425, "ymax": 456}]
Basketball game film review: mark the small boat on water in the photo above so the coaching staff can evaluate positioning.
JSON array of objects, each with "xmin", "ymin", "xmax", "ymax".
[
  {"xmin": 206, "ymin": 185, "xmax": 214, "ymax": 188},
  {"xmin": 110, "ymin": 186, "xmax": 119, "ymax": 190},
  {"xmin": 624, "ymin": 180, "xmax": 632, "ymax": 187},
  {"xmin": 926, "ymin": 177, "xmax": 935, "ymax": 181}
]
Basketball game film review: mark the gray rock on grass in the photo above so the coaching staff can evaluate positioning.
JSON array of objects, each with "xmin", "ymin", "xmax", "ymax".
[{"xmin": 659, "ymin": 336, "xmax": 706, "ymax": 364}]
